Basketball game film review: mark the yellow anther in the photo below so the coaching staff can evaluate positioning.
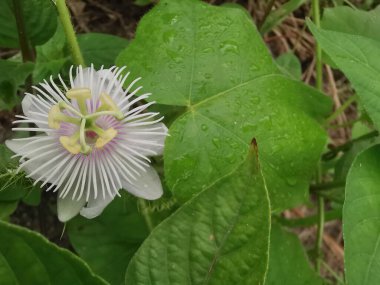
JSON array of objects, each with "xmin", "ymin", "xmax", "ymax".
[
  {"xmin": 95, "ymin": 128, "xmax": 117, "ymax": 149},
  {"xmin": 48, "ymin": 104, "xmax": 81, "ymax": 129},
  {"xmin": 48, "ymin": 105, "xmax": 62, "ymax": 129},
  {"xmin": 60, "ymin": 136, "xmax": 81, "ymax": 155},
  {"xmin": 66, "ymin": 88, "xmax": 92, "ymax": 115},
  {"xmin": 98, "ymin": 93, "xmax": 123, "ymax": 119}
]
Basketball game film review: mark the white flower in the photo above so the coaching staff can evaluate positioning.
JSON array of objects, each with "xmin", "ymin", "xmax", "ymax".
[{"xmin": 6, "ymin": 65, "xmax": 168, "ymax": 222}]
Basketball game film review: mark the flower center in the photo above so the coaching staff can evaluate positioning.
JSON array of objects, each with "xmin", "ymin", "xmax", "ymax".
[{"xmin": 48, "ymin": 88, "xmax": 123, "ymax": 155}]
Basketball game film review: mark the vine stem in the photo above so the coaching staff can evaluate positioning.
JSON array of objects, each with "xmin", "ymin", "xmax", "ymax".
[
  {"xmin": 55, "ymin": 0, "xmax": 85, "ymax": 66},
  {"xmin": 138, "ymin": 199, "xmax": 154, "ymax": 232},
  {"xmin": 312, "ymin": 0, "xmax": 324, "ymax": 274}
]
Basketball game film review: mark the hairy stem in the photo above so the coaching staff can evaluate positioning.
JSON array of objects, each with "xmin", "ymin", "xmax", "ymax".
[{"xmin": 56, "ymin": 0, "xmax": 85, "ymax": 66}]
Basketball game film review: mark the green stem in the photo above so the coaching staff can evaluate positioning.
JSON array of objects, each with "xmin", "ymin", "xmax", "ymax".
[
  {"xmin": 312, "ymin": 0, "xmax": 325, "ymax": 274},
  {"xmin": 55, "ymin": 0, "xmax": 85, "ymax": 66},
  {"xmin": 322, "ymin": 130, "xmax": 379, "ymax": 161},
  {"xmin": 315, "ymin": 195, "xmax": 325, "ymax": 273},
  {"xmin": 258, "ymin": 0, "xmax": 276, "ymax": 30},
  {"xmin": 310, "ymin": 180, "xmax": 345, "ymax": 192},
  {"xmin": 312, "ymin": 0, "xmax": 322, "ymax": 90},
  {"xmin": 138, "ymin": 199, "xmax": 154, "ymax": 232},
  {"xmin": 325, "ymin": 95, "xmax": 358, "ymax": 125},
  {"xmin": 276, "ymin": 208, "xmax": 341, "ymax": 228}
]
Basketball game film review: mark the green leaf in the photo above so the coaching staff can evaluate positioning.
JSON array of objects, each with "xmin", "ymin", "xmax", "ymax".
[
  {"xmin": 125, "ymin": 146, "xmax": 270, "ymax": 285},
  {"xmin": 260, "ymin": 0, "xmax": 307, "ymax": 34},
  {"xmin": 68, "ymin": 194, "xmax": 149, "ymax": 285},
  {"xmin": 117, "ymin": 0, "xmax": 331, "ymax": 211},
  {"xmin": 0, "ymin": 60, "xmax": 34, "ymax": 110},
  {"xmin": 265, "ymin": 223, "xmax": 322, "ymax": 285},
  {"xmin": 321, "ymin": 6, "xmax": 380, "ymax": 41},
  {"xmin": 0, "ymin": 201, "xmax": 18, "ymax": 220},
  {"xmin": 276, "ymin": 52, "xmax": 302, "ymax": 79},
  {"xmin": 344, "ymin": 144, "xmax": 380, "ymax": 285},
  {"xmin": 77, "ymin": 33, "xmax": 128, "ymax": 69},
  {"xmin": 0, "ymin": 221, "xmax": 107, "ymax": 284},
  {"xmin": 34, "ymin": 22, "xmax": 69, "ymax": 82},
  {"xmin": 0, "ymin": 0, "xmax": 57, "ymax": 48},
  {"xmin": 308, "ymin": 9, "xmax": 380, "ymax": 130}
]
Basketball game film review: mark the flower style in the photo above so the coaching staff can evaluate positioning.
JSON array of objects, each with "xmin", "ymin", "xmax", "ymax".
[{"xmin": 6, "ymin": 65, "xmax": 168, "ymax": 222}]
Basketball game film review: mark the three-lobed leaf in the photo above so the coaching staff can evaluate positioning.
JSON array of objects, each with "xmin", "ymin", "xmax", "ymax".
[
  {"xmin": 344, "ymin": 145, "xmax": 380, "ymax": 284},
  {"xmin": 125, "ymin": 145, "xmax": 270, "ymax": 285},
  {"xmin": 0, "ymin": 221, "xmax": 107, "ymax": 285},
  {"xmin": 117, "ymin": 0, "xmax": 331, "ymax": 211}
]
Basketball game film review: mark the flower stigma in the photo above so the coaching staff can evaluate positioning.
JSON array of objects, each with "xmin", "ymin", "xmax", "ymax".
[{"xmin": 51, "ymin": 88, "xmax": 123, "ymax": 155}]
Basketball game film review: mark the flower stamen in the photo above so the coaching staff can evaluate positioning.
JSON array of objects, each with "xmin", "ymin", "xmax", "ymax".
[
  {"xmin": 48, "ymin": 104, "xmax": 81, "ymax": 129},
  {"xmin": 97, "ymin": 93, "xmax": 123, "ymax": 119},
  {"xmin": 66, "ymin": 88, "xmax": 91, "ymax": 115},
  {"xmin": 59, "ymin": 132, "xmax": 81, "ymax": 155},
  {"xmin": 79, "ymin": 118, "xmax": 92, "ymax": 154}
]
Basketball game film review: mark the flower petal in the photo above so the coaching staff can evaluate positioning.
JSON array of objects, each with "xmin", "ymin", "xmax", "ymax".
[
  {"xmin": 57, "ymin": 192, "xmax": 86, "ymax": 222},
  {"xmin": 121, "ymin": 165, "xmax": 163, "ymax": 200},
  {"xmin": 80, "ymin": 193, "xmax": 116, "ymax": 219}
]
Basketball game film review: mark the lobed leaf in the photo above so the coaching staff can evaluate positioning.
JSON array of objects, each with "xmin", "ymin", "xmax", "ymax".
[{"xmin": 117, "ymin": 0, "xmax": 331, "ymax": 211}]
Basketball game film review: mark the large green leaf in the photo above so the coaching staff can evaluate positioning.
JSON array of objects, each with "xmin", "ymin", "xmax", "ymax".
[
  {"xmin": 125, "ymin": 145, "xmax": 270, "ymax": 285},
  {"xmin": 0, "ymin": 60, "xmax": 34, "ymax": 110},
  {"xmin": 0, "ymin": 221, "xmax": 107, "ymax": 284},
  {"xmin": 68, "ymin": 195, "xmax": 150, "ymax": 285},
  {"xmin": 321, "ymin": 6, "xmax": 380, "ymax": 41},
  {"xmin": 344, "ymin": 145, "xmax": 380, "ymax": 284},
  {"xmin": 265, "ymin": 223, "xmax": 322, "ymax": 285},
  {"xmin": 117, "ymin": 0, "xmax": 331, "ymax": 211},
  {"xmin": 34, "ymin": 22, "xmax": 68, "ymax": 82},
  {"xmin": 0, "ymin": 0, "xmax": 57, "ymax": 48},
  {"xmin": 309, "ymin": 8, "xmax": 380, "ymax": 130},
  {"xmin": 77, "ymin": 33, "xmax": 128, "ymax": 68}
]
